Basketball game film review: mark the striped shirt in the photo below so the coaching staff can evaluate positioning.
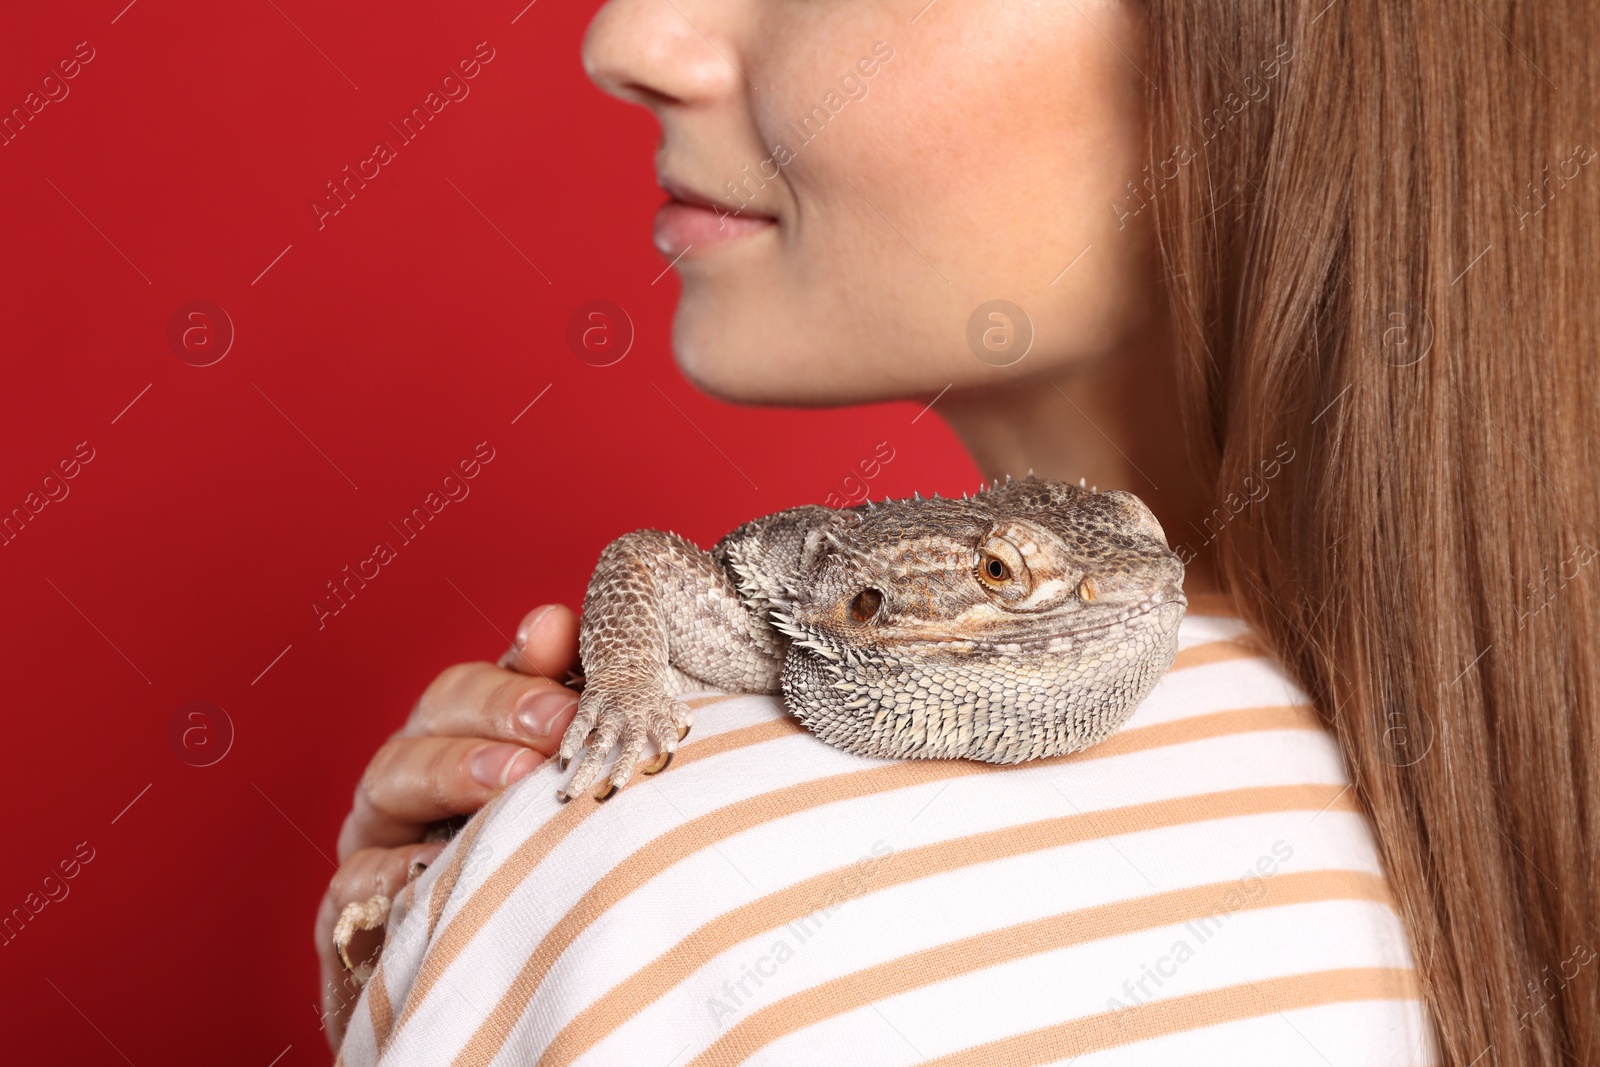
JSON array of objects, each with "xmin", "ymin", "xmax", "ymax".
[{"xmin": 338, "ymin": 595, "xmax": 1435, "ymax": 1066}]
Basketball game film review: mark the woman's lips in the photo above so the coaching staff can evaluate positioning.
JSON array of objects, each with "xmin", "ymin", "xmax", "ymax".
[{"xmin": 652, "ymin": 199, "xmax": 775, "ymax": 258}]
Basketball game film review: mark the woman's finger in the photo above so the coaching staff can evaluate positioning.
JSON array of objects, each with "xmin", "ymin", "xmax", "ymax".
[
  {"xmin": 318, "ymin": 603, "xmax": 581, "ymax": 1051},
  {"xmin": 337, "ymin": 733, "xmax": 567, "ymax": 860},
  {"xmin": 402, "ymin": 660, "xmax": 580, "ymax": 745},
  {"xmin": 496, "ymin": 603, "xmax": 581, "ymax": 679}
]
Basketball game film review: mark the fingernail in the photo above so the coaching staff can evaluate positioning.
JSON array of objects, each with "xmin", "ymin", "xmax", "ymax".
[
  {"xmin": 514, "ymin": 605, "xmax": 556, "ymax": 652},
  {"xmin": 503, "ymin": 748, "xmax": 539, "ymax": 786},
  {"xmin": 516, "ymin": 690, "xmax": 579, "ymax": 739},
  {"xmin": 471, "ymin": 744, "xmax": 538, "ymax": 788}
]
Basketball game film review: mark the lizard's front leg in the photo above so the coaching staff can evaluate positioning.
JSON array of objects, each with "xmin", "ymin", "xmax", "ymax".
[{"xmin": 557, "ymin": 529, "xmax": 785, "ymax": 800}]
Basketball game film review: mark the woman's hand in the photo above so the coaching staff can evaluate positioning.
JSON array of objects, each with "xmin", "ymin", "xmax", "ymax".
[{"xmin": 315, "ymin": 604, "xmax": 582, "ymax": 1052}]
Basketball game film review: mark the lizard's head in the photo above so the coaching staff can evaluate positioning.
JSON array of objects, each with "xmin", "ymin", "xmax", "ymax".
[{"xmin": 772, "ymin": 478, "xmax": 1185, "ymax": 763}]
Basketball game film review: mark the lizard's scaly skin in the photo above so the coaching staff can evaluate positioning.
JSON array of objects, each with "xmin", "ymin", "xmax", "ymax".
[{"xmin": 557, "ymin": 477, "xmax": 1186, "ymax": 799}]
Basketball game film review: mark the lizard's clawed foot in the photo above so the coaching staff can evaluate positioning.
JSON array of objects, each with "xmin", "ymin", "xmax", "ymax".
[
  {"xmin": 557, "ymin": 682, "xmax": 692, "ymax": 800},
  {"xmin": 333, "ymin": 893, "xmax": 391, "ymax": 984}
]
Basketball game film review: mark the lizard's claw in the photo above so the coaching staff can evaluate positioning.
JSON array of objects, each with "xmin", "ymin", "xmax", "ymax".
[
  {"xmin": 644, "ymin": 702, "xmax": 694, "ymax": 773},
  {"xmin": 333, "ymin": 894, "xmax": 391, "ymax": 984},
  {"xmin": 557, "ymin": 682, "xmax": 692, "ymax": 800}
]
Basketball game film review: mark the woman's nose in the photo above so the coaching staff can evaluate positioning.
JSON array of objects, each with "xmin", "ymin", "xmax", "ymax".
[{"xmin": 582, "ymin": 0, "xmax": 742, "ymax": 108}]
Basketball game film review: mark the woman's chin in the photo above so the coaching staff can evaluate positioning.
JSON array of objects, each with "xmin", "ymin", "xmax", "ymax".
[
  {"xmin": 669, "ymin": 329, "xmax": 955, "ymax": 408},
  {"xmin": 671, "ymin": 344, "xmax": 860, "ymax": 407}
]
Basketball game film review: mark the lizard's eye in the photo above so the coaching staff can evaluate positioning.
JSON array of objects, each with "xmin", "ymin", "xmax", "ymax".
[
  {"xmin": 974, "ymin": 532, "xmax": 1033, "ymax": 602},
  {"xmin": 849, "ymin": 588, "xmax": 883, "ymax": 622}
]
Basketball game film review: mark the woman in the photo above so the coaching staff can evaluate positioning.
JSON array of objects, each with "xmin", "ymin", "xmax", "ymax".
[{"xmin": 318, "ymin": 0, "xmax": 1599, "ymax": 1062}]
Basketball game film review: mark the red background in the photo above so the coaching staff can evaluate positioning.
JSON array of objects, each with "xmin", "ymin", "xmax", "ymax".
[{"xmin": 0, "ymin": 1, "xmax": 975, "ymax": 1062}]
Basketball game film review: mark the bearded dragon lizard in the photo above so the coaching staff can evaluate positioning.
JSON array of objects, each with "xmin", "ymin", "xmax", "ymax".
[
  {"xmin": 556, "ymin": 475, "xmax": 1186, "ymax": 799},
  {"xmin": 333, "ymin": 476, "xmax": 1184, "ymax": 976}
]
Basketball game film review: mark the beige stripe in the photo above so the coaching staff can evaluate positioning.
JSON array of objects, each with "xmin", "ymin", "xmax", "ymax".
[
  {"xmin": 402, "ymin": 870, "xmax": 418, "ymax": 914},
  {"xmin": 391, "ymin": 717, "xmax": 799, "ymax": 1030},
  {"xmin": 425, "ymin": 791, "xmax": 500, "ymax": 942},
  {"xmin": 1062, "ymin": 704, "xmax": 1317, "ymax": 761},
  {"xmin": 473, "ymin": 779, "xmax": 1355, "ymax": 1067},
  {"xmin": 670, "ymin": 703, "xmax": 1318, "ymax": 790},
  {"xmin": 1171, "ymin": 636, "xmax": 1264, "ymax": 671},
  {"xmin": 923, "ymin": 967, "xmax": 1420, "ymax": 1066},
  {"xmin": 694, "ymin": 869, "xmax": 1395, "ymax": 1066},
  {"xmin": 671, "ymin": 714, "xmax": 803, "ymax": 753},
  {"xmin": 366, "ymin": 960, "xmax": 394, "ymax": 1055},
  {"xmin": 684, "ymin": 693, "xmax": 745, "ymax": 710}
]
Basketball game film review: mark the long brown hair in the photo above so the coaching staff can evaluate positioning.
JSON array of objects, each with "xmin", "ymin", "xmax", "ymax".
[{"xmin": 1145, "ymin": 1, "xmax": 1600, "ymax": 1062}]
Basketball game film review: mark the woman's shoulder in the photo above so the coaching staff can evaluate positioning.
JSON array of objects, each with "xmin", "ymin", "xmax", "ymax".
[{"xmin": 340, "ymin": 605, "xmax": 1436, "ymax": 1066}]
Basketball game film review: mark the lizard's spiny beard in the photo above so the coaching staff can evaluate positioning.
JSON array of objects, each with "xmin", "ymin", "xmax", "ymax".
[{"xmin": 775, "ymin": 601, "xmax": 1183, "ymax": 764}]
